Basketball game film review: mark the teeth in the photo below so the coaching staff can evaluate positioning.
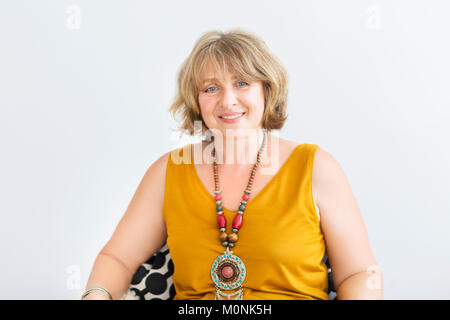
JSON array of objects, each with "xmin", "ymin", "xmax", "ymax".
[{"xmin": 220, "ymin": 113, "xmax": 244, "ymax": 119}]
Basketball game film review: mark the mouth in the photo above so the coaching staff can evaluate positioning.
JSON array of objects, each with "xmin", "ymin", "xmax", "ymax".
[{"xmin": 218, "ymin": 112, "xmax": 245, "ymax": 119}]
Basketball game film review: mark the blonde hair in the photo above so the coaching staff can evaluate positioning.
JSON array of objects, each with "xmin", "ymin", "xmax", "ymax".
[{"xmin": 168, "ymin": 28, "xmax": 289, "ymax": 137}]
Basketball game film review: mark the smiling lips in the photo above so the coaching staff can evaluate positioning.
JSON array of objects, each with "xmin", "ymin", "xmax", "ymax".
[
  {"xmin": 218, "ymin": 112, "xmax": 245, "ymax": 118},
  {"xmin": 218, "ymin": 112, "xmax": 245, "ymax": 123}
]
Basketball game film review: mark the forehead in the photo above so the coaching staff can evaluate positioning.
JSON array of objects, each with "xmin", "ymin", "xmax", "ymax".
[
  {"xmin": 201, "ymin": 74, "xmax": 237, "ymax": 84},
  {"xmin": 200, "ymin": 65, "xmax": 239, "ymax": 84}
]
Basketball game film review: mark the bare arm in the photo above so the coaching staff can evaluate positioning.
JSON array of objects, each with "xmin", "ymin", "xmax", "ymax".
[
  {"xmin": 312, "ymin": 148, "xmax": 384, "ymax": 300},
  {"xmin": 83, "ymin": 152, "xmax": 170, "ymax": 300}
]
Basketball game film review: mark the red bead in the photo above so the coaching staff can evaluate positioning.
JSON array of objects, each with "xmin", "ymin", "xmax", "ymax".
[
  {"xmin": 242, "ymin": 194, "xmax": 249, "ymax": 201},
  {"xmin": 214, "ymin": 194, "xmax": 222, "ymax": 201},
  {"xmin": 217, "ymin": 214, "xmax": 226, "ymax": 228},
  {"xmin": 232, "ymin": 214, "xmax": 243, "ymax": 229}
]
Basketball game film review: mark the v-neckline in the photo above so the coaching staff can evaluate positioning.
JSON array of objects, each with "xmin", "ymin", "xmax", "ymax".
[{"xmin": 189, "ymin": 143, "xmax": 302, "ymax": 212}]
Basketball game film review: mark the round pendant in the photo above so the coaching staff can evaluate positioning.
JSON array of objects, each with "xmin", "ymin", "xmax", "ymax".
[{"xmin": 211, "ymin": 247, "xmax": 246, "ymax": 299}]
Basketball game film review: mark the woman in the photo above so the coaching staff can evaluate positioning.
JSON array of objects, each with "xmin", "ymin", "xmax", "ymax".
[{"xmin": 82, "ymin": 29, "xmax": 383, "ymax": 300}]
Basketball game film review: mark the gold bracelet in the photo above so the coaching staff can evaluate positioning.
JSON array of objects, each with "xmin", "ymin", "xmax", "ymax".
[{"xmin": 81, "ymin": 286, "xmax": 113, "ymax": 300}]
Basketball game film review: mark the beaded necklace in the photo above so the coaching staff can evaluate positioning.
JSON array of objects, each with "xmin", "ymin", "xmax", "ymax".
[{"xmin": 210, "ymin": 130, "xmax": 267, "ymax": 300}]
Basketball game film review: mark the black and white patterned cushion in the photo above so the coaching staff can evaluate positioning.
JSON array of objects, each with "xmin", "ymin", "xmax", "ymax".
[{"xmin": 122, "ymin": 243, "xmax": 337, "ymax": 300}]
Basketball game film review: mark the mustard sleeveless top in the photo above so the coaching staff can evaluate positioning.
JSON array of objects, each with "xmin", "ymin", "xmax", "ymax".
[{"xmin": 162, "ymin": 143, "xmax": 329, "ymax": 300}]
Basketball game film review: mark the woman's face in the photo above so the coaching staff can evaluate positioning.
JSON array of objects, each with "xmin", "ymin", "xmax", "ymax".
[{"xmin": 197, "ymin": 61, "xmax": 265, "ymax": 138}]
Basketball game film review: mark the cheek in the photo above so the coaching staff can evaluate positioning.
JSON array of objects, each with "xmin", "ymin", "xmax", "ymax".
[
  {"xmin": 245, "ymin": 88, "xmax": 265, "ymax": 111},
  {"xmin": 198, "ymin": 95, "xmax": 216, "ymax": 117},
  {"xmin": 198, "ymin": 94, "xmax": 206, "ymax": 108}
]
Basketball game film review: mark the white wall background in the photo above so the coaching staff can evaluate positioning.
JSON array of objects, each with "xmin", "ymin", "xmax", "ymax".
[{"xmin": 0, "ymin": 0, "xmax": 449, "ymax": 299}]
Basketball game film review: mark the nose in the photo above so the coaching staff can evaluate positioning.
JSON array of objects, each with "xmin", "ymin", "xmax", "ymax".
[{"xmin": 220, "ymin": 86, "xmax": 238, "ymax": 108}]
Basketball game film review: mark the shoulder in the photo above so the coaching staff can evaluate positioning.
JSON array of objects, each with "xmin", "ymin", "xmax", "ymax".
[
  {"xmin": 312, "ymin": 148, "xmax": 343, "ymax": 179},
  {"xmin": 158, "ymin": 142, "xmax": 196, "ymax": 167},
  {"xmin": 276, "ymin": 137, "xmax": 300, "ymax": 154},
  {"xmin": 143, "ymin": 150, "xmax": 172, "ymax": 184},
  {"xmin": 137, "ymin": 151, "xmax": 173, "ymax": 208},
  {"xmin": 312, "ymin": 147, "xmax": 351, "ymax": 214},
  {"xmin": 311, "ymin": 148, "xmax": 347, "ymax": 202},
  {"xmin": 151, "ymin": 150, "xmax": 171, "ymax": 170}
]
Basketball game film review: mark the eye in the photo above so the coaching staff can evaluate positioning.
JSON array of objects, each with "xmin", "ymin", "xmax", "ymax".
[
  {"xmin": 204, "ymin": 86, "xmax": 217, "ymax": 93},
  {"xmin": 203, "ymin": 81, "xmax": 249, "ymax": 93}
]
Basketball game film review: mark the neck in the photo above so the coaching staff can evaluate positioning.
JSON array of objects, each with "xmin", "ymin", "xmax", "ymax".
[{"xmin": 210, "ymin": 129, "xmax": 268, "ymax": 166}]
